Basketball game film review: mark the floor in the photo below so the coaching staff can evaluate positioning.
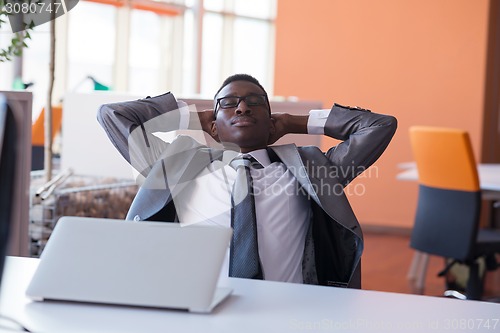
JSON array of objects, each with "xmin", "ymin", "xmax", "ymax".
[{"xmin": 361, "ymin": 231, "xmax": 500, "ymax": 300}]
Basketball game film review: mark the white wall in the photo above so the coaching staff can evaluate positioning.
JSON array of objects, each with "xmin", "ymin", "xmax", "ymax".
[{"xmin": 61, "ymin": 92, "xmax": 142, "ymax": 179}]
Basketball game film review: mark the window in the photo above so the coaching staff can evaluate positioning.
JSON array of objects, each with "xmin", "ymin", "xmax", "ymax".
[
  {"xmin": 6, "ymin": 0, "xmax": 276, "ymax": 107},
  {"xmin": 201, "ymin": 0, "xmax": 276, "ymax": 96},
  {"xmin": 234, "ymin": 0, "xmax": 275, "ymax": 18},
  {"xmin": 200, "ymin": 12, "xmax": 223, "ymax": 95},
  {"xmin": 21, "ymin": 23, "xmax": 50, "ymax": 119},
  {"xmin": 128, "ymin": 10, "xmax": 162, "ymax": 95},
  {"xmin": 181, "ymin": 8, "xmax": 196, "ymax": 95},
  {"xmin": 0, "ymin": 22, "xmax": 15, "ymax": 91},
  {"xmin": 67, "ymin": 1, "xmax": 116, "ymax": 92},
  {"xmin": 231, "ymin": 17, "xmax": 273, "ymax": 90}
]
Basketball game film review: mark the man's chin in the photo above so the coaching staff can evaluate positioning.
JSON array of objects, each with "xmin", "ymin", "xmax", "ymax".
[{"xmin": 220, "ymin": 141, "xmax": 242, "ymax": 152}]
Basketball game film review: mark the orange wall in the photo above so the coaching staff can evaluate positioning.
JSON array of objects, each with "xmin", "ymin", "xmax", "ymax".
[{"xmin": 274, "ymin": 0, "xmax": 490, "ymax": 228}]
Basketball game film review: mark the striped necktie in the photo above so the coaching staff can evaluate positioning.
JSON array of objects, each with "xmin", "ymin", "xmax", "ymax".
[{"xmin": 229, "ymin": 155, "xmax": 263, "ymax": 279}]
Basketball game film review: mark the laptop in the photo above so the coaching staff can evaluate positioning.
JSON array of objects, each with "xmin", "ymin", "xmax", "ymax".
[{"xmin": 26, "ymin": 216, "xmax": 233, "ymax": 313}]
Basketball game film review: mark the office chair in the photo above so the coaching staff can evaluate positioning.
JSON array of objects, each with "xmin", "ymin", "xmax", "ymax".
[
  {"xmin": 31, "ymin": 105, "xmax": 63, "ymax": 170},
  {"xmin": 407, "ymin": 126, "xmax": 500, "ymax": 300}
]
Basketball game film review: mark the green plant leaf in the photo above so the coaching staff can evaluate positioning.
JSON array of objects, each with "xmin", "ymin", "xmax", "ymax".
[{"xmin": 0, "ymin": 13, "xmax": 35, "ymax": 62}]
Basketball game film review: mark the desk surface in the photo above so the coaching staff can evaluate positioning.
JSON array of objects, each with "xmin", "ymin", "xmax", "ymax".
[
  {"xmin": 1, "ymin": 257, "xmax": 499, "ymax": 333},
  {"xmin": 397, "ymin": 163, "xmax": 500, "ymax": 192}
]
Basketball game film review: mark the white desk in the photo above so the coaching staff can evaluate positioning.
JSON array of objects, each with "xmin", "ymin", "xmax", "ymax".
[
  {"xmin": 396, "ymin": 163, "xmax": 500, "ymax": 191},
  {"xmin": 1, "ymin": 257, "xmax": 499, "ymax": 333}
]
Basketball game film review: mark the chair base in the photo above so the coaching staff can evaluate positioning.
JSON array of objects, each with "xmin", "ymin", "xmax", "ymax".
[
  {"xmin": 444, "ymin": 289, "xmax": 467, "ymax": 300},
  {"xmin": 407, "ymin": 250, "xmax": 429, "ymax": 294},
  {"xmin": 407, "ymin": 251, "xmax": 495, "ymax": 300}
]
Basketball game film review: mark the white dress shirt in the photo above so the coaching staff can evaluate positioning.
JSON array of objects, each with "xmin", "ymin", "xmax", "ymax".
[{"xmin": 171, "ymin": 108, "xmax": 330, "ymax": 283}]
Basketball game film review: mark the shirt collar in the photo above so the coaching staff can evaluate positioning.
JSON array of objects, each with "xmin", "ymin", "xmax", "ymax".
[
  {"xmin": 221, "ymin": 148, "xmax": 271, "ymax": 168},
  {"xmin": 247, "ymin": 149, "xmax": 271, "ymax": 167}
]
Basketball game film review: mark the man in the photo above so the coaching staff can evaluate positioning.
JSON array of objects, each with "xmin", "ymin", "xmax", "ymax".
[{"xmin": 98, "ymin": 74, "xmax": 397, "ymax": 288}]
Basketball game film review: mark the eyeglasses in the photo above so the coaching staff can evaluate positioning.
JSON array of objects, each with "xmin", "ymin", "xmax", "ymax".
[{"xmin": 215, "ymin": 94, "xmax": 269, "ymax": 112}]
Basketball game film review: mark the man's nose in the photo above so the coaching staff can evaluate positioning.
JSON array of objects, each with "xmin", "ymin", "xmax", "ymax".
[{"xmin": 235, "ymin": 100, "xmax": 251, "ymax": 114}]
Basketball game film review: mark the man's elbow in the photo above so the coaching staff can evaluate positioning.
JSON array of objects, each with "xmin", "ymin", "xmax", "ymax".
[
  {"xmin": 96, "ymin": 104, "xmax": 112, "ymax": 127},
  {"xmin": 380, "ymin": 114, "xmax": 398, "ymax": 139},
  {"xmin": 388, "ymin": 115, "xmax": 398, "ymax": 133}
]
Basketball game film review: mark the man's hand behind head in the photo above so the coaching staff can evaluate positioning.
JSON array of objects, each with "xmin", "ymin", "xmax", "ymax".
[
  {"xmin": 268, "ymin": 113, "xmax": 309, "ymax": 145},
  {"xmin": 189, "ymin": 109, "xmax": 219, "ymax": 141}
]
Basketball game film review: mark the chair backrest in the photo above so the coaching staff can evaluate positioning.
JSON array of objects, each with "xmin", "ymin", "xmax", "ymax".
[
  {"xmin": 409, "ymin": 126, "xmax": 481, "ymax": 261},
  {"xmin": 32, "ymin": 105, "xmax": 63, "ymax": 146}
]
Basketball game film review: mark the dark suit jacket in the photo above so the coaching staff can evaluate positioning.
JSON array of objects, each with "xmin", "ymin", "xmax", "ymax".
[{"xmin": 97, "ymin": 92, "xmax": 397, "ymax": 288}]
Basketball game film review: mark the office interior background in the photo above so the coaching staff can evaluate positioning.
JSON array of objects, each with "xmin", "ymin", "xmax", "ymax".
[{"xmin": 1, "ymin": 0, "xmax": 499, "ymax": 296}]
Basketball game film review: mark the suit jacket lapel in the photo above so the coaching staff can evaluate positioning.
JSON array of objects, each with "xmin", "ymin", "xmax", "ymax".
[
  {"xmin": 270, "ymin": 144, "xmax": 321, "ymax": 205},
  {"xmin": 270, "ymin": 144, "xmax": 360, "ymax": 236}
]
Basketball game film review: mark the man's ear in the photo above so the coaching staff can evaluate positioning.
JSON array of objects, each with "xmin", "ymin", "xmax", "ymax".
[
  {"xmin": 266, "ymin": 117, "xmax": 277, "ymax": 144},
  {"xmin": 210, "ymin": 121, "xmax": 220, "ymax": 142},
  {"xmin": 269, "ymin": 117, "xmax": 276, "ymax": 136}
]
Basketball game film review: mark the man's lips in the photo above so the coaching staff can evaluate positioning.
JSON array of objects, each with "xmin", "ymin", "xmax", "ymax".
[{"xmin": 231, "ymin": 116, "xmax": 256, "ymax": 126}]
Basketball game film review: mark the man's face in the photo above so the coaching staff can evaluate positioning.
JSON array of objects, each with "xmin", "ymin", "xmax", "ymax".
[{"xmin": 211, "ymin": 80, "xmax": 275, "ymax": 153}]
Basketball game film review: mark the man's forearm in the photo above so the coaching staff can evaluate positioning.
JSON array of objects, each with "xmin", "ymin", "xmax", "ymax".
[
  {"xmin": 285, "ymin": 114, "xmax": 309, "ymax": 135},
  {"xmin": 269, "ymin": 113, "xmax": 309, "ymax": 144},
  {"xmin": 323, "ymin": 104, "xmax": 397, "ymax": 185}
]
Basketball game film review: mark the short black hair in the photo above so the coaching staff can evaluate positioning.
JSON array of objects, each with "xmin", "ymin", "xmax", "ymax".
[
  {"xmin": 213, "ymin": 73, "xmax": 271, "ymax": 115},
  {"xmin": 214, "ymin": 73, "xmax": 268, "ymax": 98}
]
